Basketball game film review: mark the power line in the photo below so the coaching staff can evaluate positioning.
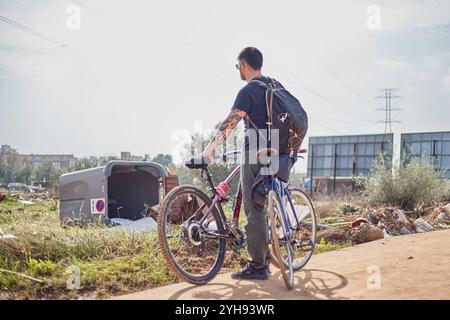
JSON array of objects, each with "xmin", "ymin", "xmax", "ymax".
[
  {"xmin": 308, "ymin": 113, "xmax": 356, "ymax": 124},
  {"xmin": 375, "ymin": 88, "xmax": 402, "ymax": 133},
  {"xmin": 0, "ymin": 15, "xmax": 67, "ymax": 47},
  {"xmin": 288, "ymin": 74, "xmax": 374, "ymax": 123},
  {"xmin": 247, "ymin": 50, "xmax": 375, "ymax": 125},
  {"xmin": 312, "ymin": 58, "xmax": 380, "ymax": 107},
  {"xmin": 308, "ymin": 118, "xmax": 344, "ymax": 134}
]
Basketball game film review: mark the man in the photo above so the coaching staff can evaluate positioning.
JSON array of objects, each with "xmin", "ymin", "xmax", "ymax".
[{"xmin": 200, "ymin": 47, "xmax": 281, "ymax": 280}]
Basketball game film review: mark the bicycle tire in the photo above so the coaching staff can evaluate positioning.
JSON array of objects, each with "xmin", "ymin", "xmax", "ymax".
[
  {"xmin": 289, "ymin": 187, "xmax": 317, "ymax": 270},
  {"xmin": 158, "ymin": 185, "xmax": 226, "ymax": 285},
  {"xmin": 269, "ymin": 187, "xmax": 317, "ymax": 271},
  {"xmin": 268, "ymin": 190, "xmax": 294, "ymax": 289}
]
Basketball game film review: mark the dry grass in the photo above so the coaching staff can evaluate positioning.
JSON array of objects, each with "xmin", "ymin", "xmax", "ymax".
[
  {"xmin": 0, "ymin": 195, "xmax": 351, "ymax": 299},
  {"xmin": 314, "ymin": 195, "xmax": 366, "ymax": 226},
  {"xmin": 0, "ymin": 196, "xmax": 182, "ymax": 299}
]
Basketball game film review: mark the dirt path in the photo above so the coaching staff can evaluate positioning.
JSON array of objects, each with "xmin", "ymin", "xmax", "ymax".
[{"xmin": 114, "ymin": 229, "xmax": 450, "ymax": 300}]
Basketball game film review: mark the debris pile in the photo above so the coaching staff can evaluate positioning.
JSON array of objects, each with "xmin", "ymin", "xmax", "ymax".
[
  {"xmin": 4, "ymin": 189, "xmax": 56, "ymax": 203},
  {"xmin": 364, "ymin": 207, "xmax": 416, "ymax": 236},
  {"xmin": 426, "ymin": 204, "xmax": 450, "ymax": 229},
  {"xmin": 318, "ymin": 202, "xmax": 450, "ymax": 245}
]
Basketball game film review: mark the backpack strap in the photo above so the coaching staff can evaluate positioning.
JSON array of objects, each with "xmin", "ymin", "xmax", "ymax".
[
  {"xmin": 266, "ymin": 88, "xmax": 274, "ymax": 148},
  {"xmin": 250, "ymin": 79, "xmax": 269, "ymax": 88},
  {"xmin": 249, "ymin": 77, "xmax": 281, "ymax": 89},
  {"xmin": 245, "ymin": 115, "xmax": 268, "ymax": 144},
  {"xmin": 246, "ymin": 78, "xmax": 269, "ymax": 136},
  {"xmin": 247, "ymin": 78, "xmax": 278, "ymax": 150}
]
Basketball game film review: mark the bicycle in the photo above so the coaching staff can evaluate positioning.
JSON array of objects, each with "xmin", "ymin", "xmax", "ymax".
[{"xmin": 157, "ymin": 148, "xmax": 317, "ymax": 289}]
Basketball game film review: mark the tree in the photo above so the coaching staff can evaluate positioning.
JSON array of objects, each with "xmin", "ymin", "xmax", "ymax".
[
  {"xmin": 0, "ymin": 154, "xmax": 32, "ymax": 184},
  {"xmin": 70, "ymin": 157, "xmax": 102, "ymax": 172},
  {"xmin": 177, "ymin": 122, "xmax": 243, "ymax": 196},
  {"xmin": 15, "ymin": 164, "xmax": 34, "ymax": 185},
  {"xmin": 151, "ymin": 154, "xmax": 172, "ymax": 167},
  {"xmin": 34, "ymin": 162, "xmax": 57, "ymax": 182},
  {"xmin": 0, "ymin": 160, "xmax": 6, "ymax": 183}
]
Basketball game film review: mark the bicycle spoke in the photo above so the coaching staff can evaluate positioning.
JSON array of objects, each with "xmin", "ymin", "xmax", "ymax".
[{"xmin": 285, "ymin": 188, "xmax": 317, "ymax": 270}]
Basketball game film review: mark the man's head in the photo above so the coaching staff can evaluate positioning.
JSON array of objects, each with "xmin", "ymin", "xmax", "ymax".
[{"xmin": 236, "ymin": 47, "xmax": 263, "ymax": 81}]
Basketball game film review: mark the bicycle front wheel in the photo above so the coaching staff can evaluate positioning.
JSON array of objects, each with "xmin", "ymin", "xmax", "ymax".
[
  {"xmin": 268, "ymin": 190, "xmax": 294, "ymax": 289},
  {"xmin": 286, "ymin": 187, "xmax": 317, "ymax": 271},
  {"xmin": 269, "ymin": 187, "xmax": 317, "ymax": 271},
  {"xmin": 158, "ymin": 185, "xmax": 226, "ymax": 285}
]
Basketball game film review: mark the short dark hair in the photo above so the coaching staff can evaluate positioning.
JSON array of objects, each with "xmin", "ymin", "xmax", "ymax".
[{"xmin": 238, "ymin": 47, "xmax": 263, "ymax": 70}]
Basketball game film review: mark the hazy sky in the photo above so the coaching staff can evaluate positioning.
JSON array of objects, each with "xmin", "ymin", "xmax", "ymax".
[{"xmin": 1, "ymin": 0, "xmax": 450, "ymax": 172}]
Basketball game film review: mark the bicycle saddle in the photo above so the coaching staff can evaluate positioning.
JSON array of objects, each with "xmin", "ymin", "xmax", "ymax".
[{"xmin": 185, "ymin": 157, "xmax": 208, "ymax": 169}]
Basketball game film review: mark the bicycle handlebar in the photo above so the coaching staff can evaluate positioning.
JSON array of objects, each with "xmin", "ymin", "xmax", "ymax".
[
  {"xmin": 187, "ymin": 148, "xmax": 307, "ymax": 169},
  {"xmin": 218, "ymin": 148, "xmax": 307, "ymax": 162}
]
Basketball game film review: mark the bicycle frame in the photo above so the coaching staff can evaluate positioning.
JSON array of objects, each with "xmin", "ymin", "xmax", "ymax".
[
  {"xmin": 190, "ymin": 164, "xmax": 242, "ymax": 240},
  {"xmin": 269, "ymin": 177, "xmax": 295, "ymax": 238},
  {"xmin": 185, "ymin": 149, "xmax": 307, "ymax": 242}
]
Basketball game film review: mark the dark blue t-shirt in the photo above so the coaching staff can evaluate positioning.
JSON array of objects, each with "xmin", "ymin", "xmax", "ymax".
[{"xmin": 232, "ymin": 75, "xmax": 284, "ymax": 150}]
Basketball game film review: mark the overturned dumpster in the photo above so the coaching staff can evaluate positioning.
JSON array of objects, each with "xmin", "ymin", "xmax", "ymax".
[{"xmin": 59, "ymin": 161, "xmax": 168, "ymax": 225}]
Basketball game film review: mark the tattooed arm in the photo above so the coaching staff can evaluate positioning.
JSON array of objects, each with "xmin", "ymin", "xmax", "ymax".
[{"xmin": 202, "ymin": 108, "xmax": 246, "ymax": 162}]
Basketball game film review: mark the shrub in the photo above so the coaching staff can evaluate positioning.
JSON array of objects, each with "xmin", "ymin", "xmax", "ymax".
[
  {"xmin": 360, "ymin": 158, "xmax": 447, "ymax": 210},
  {"xmin": 443, "ymin": 180, "xmax": 450, "ymax": 202},
  {"xmin": 335, "ymin": 202, "xmax": 359, "ymax": 216}
]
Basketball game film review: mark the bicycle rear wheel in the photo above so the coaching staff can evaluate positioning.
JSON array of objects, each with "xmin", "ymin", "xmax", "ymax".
[
  {"xmin": 158, "ymin": 185, "xmax": 226, "ymax": 285},
  {"xmin": 268, "ymin": 190, "xmax": 294, "ymax": 289}
]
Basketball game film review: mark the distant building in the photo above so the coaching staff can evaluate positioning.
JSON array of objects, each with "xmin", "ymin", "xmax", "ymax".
[
  {"xmin": 401, "ymin": 131, "xmax": 450, "ymax": 179},
  {"xmin": 2, "ymin": 144, "xmax": 149, "ymax": 170},
  {"xmin": 1, "ymin": 144, "xmax": 77, "ymax": 169},
  {"xmin": 22, "ymin": 154, "xmax": 77, "ymax": 169},
  {"xmin": 120, "ymin": 151, "xmax": 143, "ymax": 161}
]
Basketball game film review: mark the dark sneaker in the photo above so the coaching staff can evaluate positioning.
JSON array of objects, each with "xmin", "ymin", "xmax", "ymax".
[{"xmin": 231, "ymin": 264, "xmax": 270, "ymax": 280}]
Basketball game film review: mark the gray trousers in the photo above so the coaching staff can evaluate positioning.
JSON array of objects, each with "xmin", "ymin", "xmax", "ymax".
[{"xmin": 240, "ymin": 150, "xmax": 270, "ymax": 270}]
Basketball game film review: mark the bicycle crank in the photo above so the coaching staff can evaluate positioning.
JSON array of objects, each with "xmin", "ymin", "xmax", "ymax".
[{"xmin": 230, "ymin": 227, "xmax": 246, "ymax": 252}]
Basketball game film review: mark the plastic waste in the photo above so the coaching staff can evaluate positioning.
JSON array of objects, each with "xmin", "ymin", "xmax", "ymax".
[
  {"xmin": 400, "ymin": 227, "xmax": 411, "ymax": 235},
  {"xmin": 415, "ymin": 218, "xmax": 433, "ymax": 233},
  {"xmin": 110, "ymin": 217, "xmax": 157, "ymax": 232},
  {"xmin": 396, "ymin": 211, "xmax": 407, "ymax": 222}
]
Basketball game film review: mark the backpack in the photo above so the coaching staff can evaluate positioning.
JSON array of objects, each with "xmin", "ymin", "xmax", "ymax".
[
  {"xmin": 249, "ymin": 77, "xmax": 308, "ymax": 157},
  {"xmin": 248, "ymin": 77, "xmax": 308, "ymax": 182}
]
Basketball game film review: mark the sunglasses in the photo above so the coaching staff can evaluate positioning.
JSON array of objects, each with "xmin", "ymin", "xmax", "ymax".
[{"xmin": 235, "ymin": 63, "xmax": 240, "ymax": 70}]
